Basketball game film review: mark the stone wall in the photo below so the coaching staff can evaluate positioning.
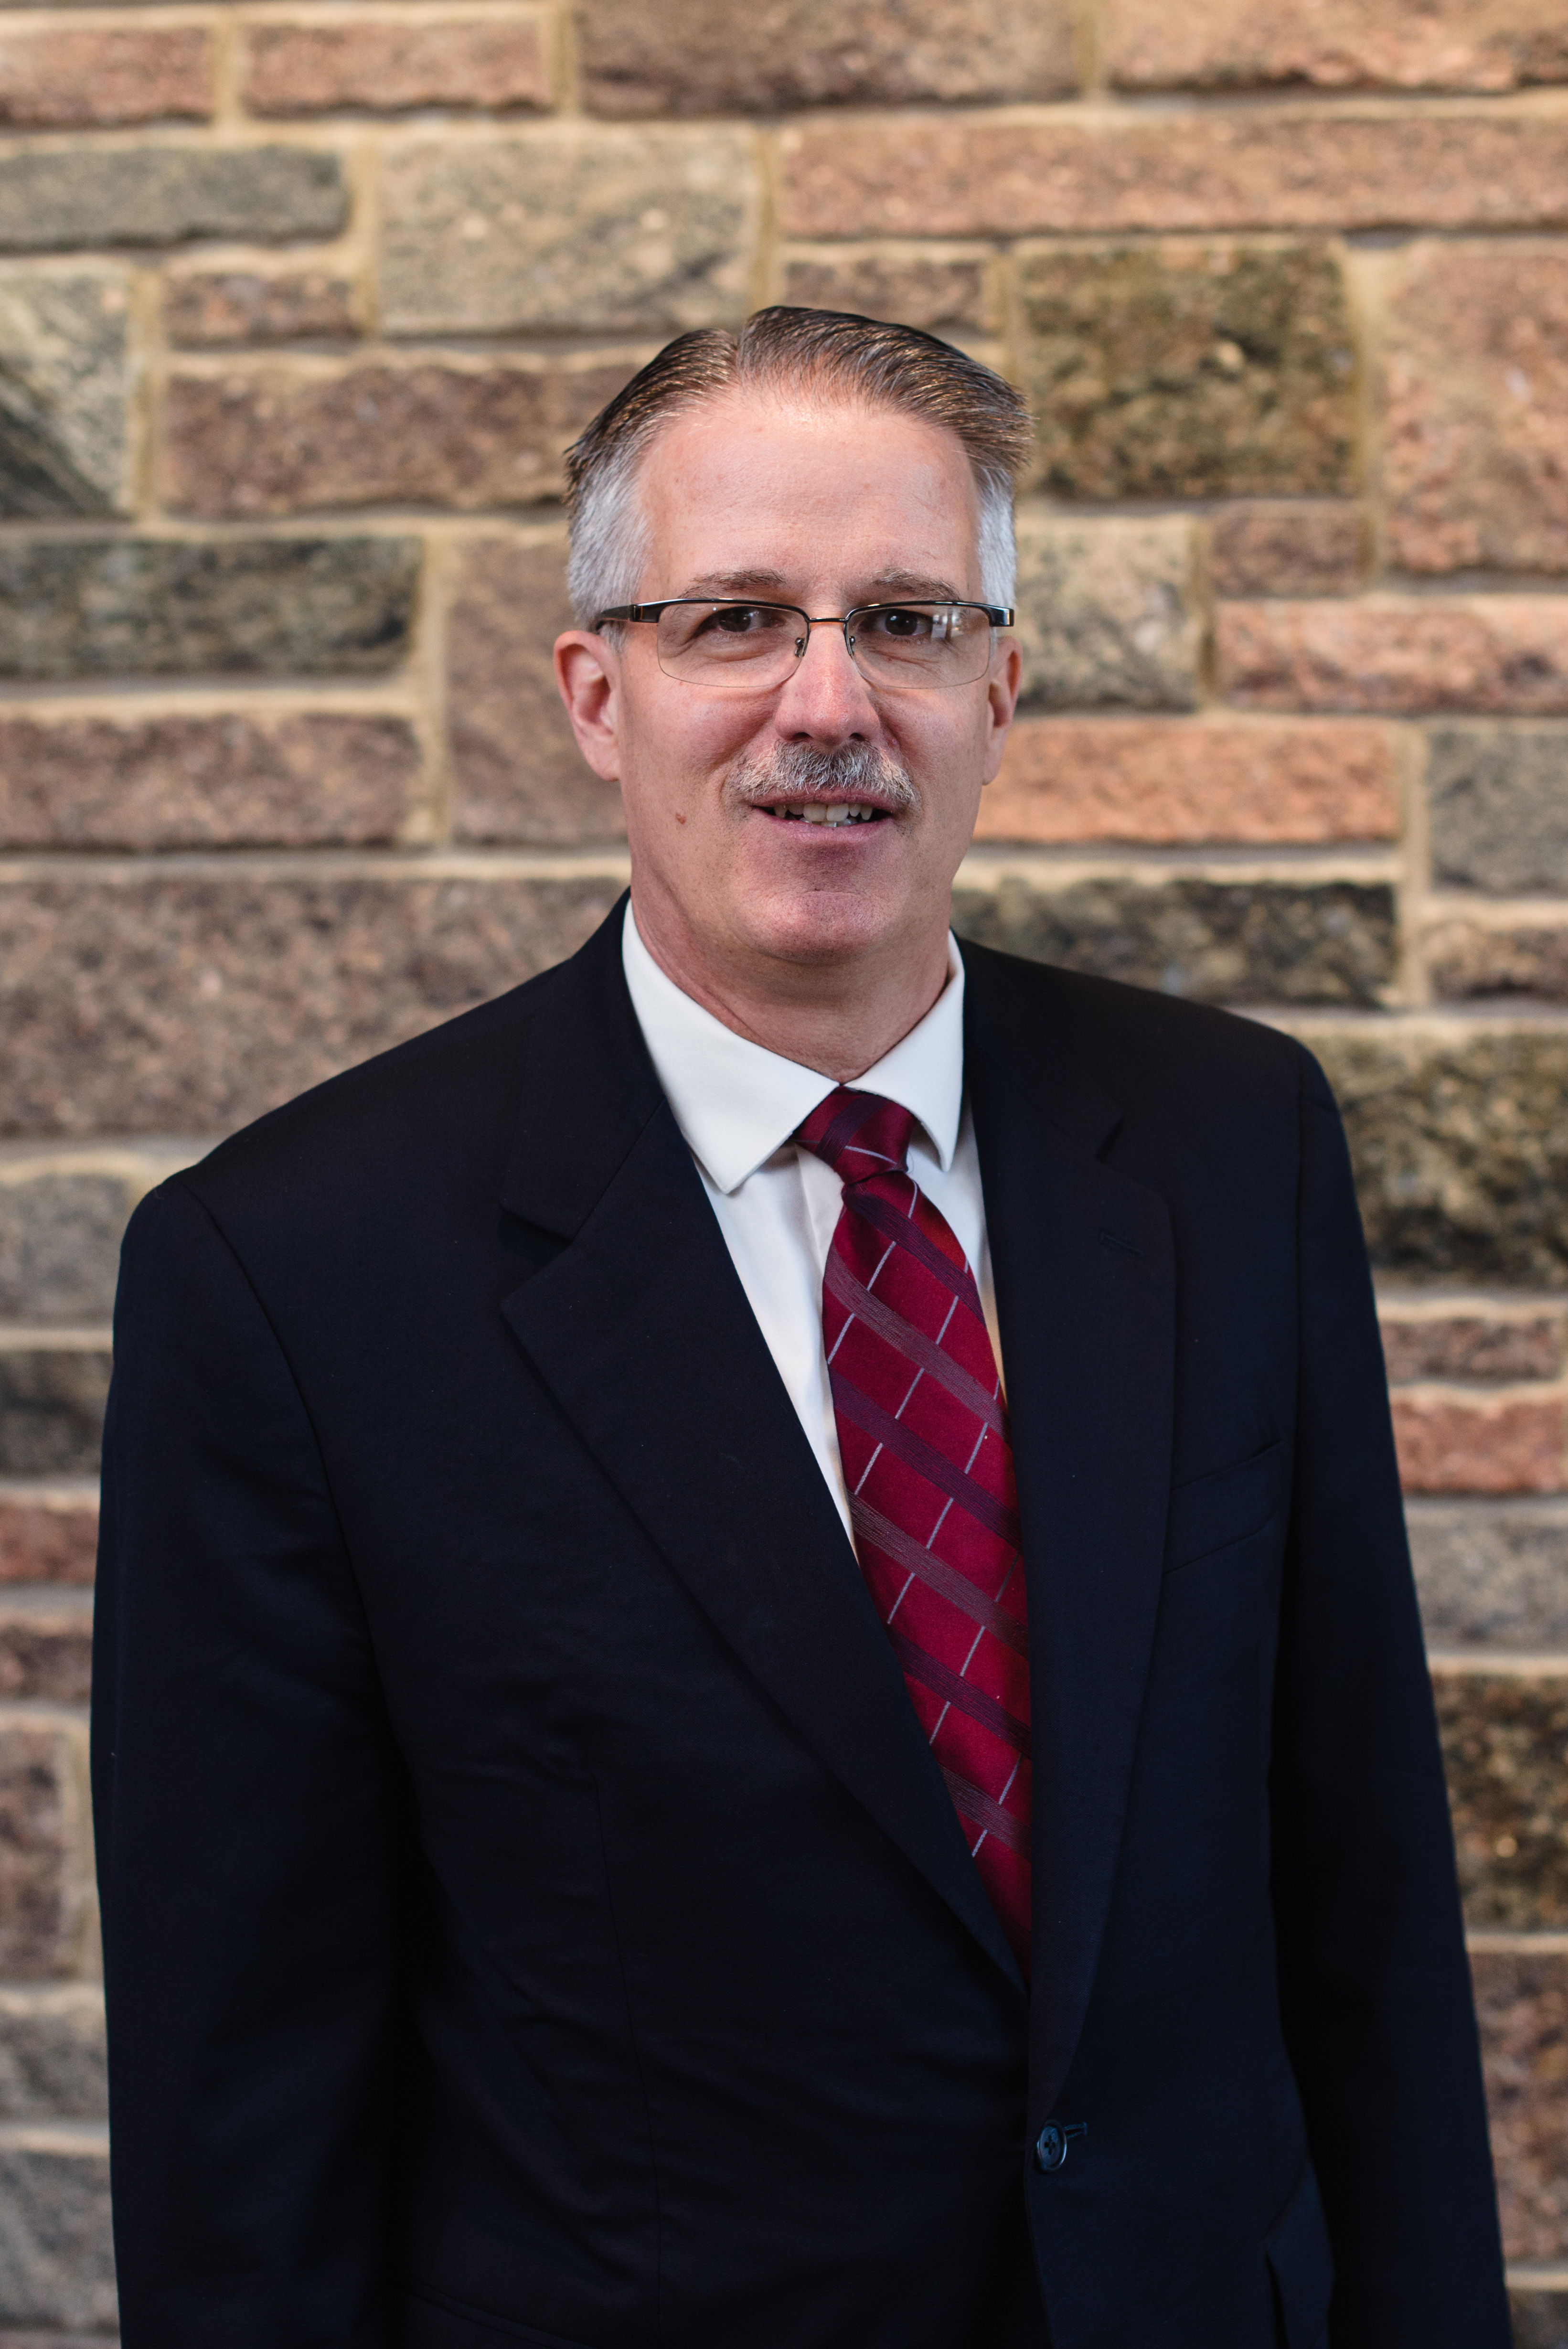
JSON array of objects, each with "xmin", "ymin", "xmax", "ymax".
[{"xmin": 0, "ymin": 1, "xmax": 1565, "ymax": 2338}]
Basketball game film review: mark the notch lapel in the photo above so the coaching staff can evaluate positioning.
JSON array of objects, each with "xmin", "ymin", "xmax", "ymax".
[
  {"xmin": 499, "ymin": 912, "xmax": 1024, "ymax": 1992},
  {"xmin": 963, "ymin": 946, "xmax": 1176, "ymax": 2111}
]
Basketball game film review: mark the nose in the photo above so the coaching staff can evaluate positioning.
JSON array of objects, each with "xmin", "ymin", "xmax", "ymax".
[{"xmin": 769, "ymin": 618, "xmax": 881, "ymax": 745}]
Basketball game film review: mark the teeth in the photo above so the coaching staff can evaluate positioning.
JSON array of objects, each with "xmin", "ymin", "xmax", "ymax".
[{"xmin": 781, "ymin": 804, "xmax": 876, "ymax": 825}]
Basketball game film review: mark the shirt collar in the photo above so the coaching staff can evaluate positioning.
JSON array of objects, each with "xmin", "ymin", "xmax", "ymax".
[{"xmin": 621, "ymin": 902, "xmax": 966, "ymax": 1196}]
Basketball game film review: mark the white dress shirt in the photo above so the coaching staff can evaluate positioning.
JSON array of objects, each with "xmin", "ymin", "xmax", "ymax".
[{"xmin": 621, "ymin": 903, "xmax": 1000, "ymax": 1538}]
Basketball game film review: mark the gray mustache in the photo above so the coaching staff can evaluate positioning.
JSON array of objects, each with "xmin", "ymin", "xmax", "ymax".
[{"xmin": 728, "ymin": 743, "xmax": 918, "ymax": 811}]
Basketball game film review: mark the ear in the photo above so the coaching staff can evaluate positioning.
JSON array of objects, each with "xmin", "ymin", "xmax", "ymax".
[
  {"xmin": 554, "ymin": 630, "xmax": 622, "ymax": 781},
  {"xmin": 980, "ymin": 635, "xmax": 1022, "ymax": 786}
]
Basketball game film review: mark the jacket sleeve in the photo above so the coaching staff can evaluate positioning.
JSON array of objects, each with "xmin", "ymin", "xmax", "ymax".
[
  {"xmin": 1269, "ymin": 1053, "xmax": 1511, "ymax": 2349},
  {"xmin": 92, "ymin": 1178, "xmax": 403, "ymax": 2349}
]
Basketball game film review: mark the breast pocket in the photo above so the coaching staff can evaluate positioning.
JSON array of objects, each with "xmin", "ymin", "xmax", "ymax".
[{"xmin": 1163, "ymin": 1440, "xmax": 1287, "ymax": 1574}]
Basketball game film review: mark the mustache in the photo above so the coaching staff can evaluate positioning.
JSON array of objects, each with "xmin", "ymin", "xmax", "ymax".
[{"xmin": 727, "ymin": 742, "xmax": 919, "ymax": 813}]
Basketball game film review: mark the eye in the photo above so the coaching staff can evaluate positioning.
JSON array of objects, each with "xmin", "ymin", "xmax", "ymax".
[
  {"xmin": 865, "ymin": 607, "xmax": 934, "ymax": 641},
  {"xmin": 700, "ymin": 604, "xmax": 787, "ymax": 636}
]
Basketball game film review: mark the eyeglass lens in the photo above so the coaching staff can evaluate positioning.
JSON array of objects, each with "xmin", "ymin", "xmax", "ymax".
[{"xmin": 652, "ymin": 603, "xmax": 995, "ymax": 692}]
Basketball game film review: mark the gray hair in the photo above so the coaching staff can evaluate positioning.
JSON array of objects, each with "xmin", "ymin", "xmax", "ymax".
[{"xmin": 564, "ymin": 307, "xmax": 1034, "ymax": 627}]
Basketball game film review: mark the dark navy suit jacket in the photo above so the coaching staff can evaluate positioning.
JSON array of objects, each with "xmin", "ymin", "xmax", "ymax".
[{"xmin": 92, "ymin": 903, "xmax": 1509, "ymax": 2349}]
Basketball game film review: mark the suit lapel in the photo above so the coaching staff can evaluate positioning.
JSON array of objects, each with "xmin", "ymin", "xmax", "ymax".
[
  {"xmin": 963, "ymin": 945, "xmax": 1176, "ymax": 2112},
  {"xmin": 499, "ymin": 909, "xmax": 1024, "ymax": 1992}
]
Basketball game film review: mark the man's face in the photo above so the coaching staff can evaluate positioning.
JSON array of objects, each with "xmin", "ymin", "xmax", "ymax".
[{"xmin": 555, "ymin": 389, "xmax": 1021, "ymax": 990}]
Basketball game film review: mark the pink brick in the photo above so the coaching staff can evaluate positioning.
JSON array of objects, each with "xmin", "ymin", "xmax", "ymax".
[
  {"xmin": 1218, "ymin": 599, "xmax": 1568, "ymax": 713},
  {"xmin": 0, "ymin": 1495, "xmax": 96, "ymax": 1587},
  {"xmin": 0, "ymin": 24, "xmax": 212, "ymax": 127},
  {"xmin": 1103, "ymin": 0, "xmax": 1568, "ymax": 94},
  {"xmin": 243, "ymin": 12, "xmax": 551, "ymax": 117},
  {"xmin": 1392, "ymin": 1390, "xmax": 1567, "ymax": 1494},
  {"xmin": 781, "ymin": 110, "xmax": 1568, "ymax": 239},
  {"xmin": 977, "ymin": 717, "xmax": 1398, "ymax": 844}
]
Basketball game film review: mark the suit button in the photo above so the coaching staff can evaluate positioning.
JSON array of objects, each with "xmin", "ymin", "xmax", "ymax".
[{"xmin": 1034, "ymin": 2121, "xmax": 1086, "ymax": 2173}]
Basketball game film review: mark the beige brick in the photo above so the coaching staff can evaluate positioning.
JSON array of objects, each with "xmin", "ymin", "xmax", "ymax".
[
  {"xmin": 1210, "ymin": 501, "xmax": 1366, "ymax": 597},
  {"xmin": 164, "ymin": 267, "xmax": 359, "ymax": 348},
  {"xmin": 1428, "ymin": 922, "xmax": 1568, "ymax": 1003},
  {"xmin": 382, "ymin": 129, "xmax": 755, "ymax": 335},
  {"xmin": 0, "ymin": 1498, "xmax": 95, "ymax": 1591},
  {"xmin": 1013, "ymin": 515, "xmax": 1202, "ymax": 710},
  {"xmin": 0, "ymin": 1169, "xmax": 130, "ymax": 1322},
  {"xmin": 449, "ymin": 539, "xmax": 624, "ymax": 845},
  {"xmin": 780, "ymin": 246, "xmax": 991, "ymax": 332},
  {"xmin": 1437, "ymin": 1672, "xmax": 1568, "ymax": 1927},
  {"xmin": 0, "ymin": 2126, "xmax": 115, "ymax": 2333},
  {"xmin": 1380, "ymin": 1309, "xmax": 1566, "ymax": 1384},
  {"xmin": 243, "ymin": 11, "xmax": 551, "ymax": 117},
  {"xmin": 1392, "ymin": 1389, "xmax": 1567, "ymax": 1495},
  {"xmin": 1022, "ymin": 243, "xmax": 1355, "ymax": 501},
  {"xmin": 978, "ymin": 716, "xmax": 1398, "ymax": 844},
  {"xmin": 1218, "ymin": 598, "xmax": 1568, "ymax": 713},
  {"xmin": 1385, "ymin": 241, "xmax": 1568, "ymax": 576},
  {"xmin": 578, "ymin": 0, "xmax": 1076, "ymax": 114},
  {"xmin": 166, "ymin": 359, "xmax": 632, "ymax": 518},
  {"xmin": 0, "ymin": 871, "xmax": 625, "ymax": 1136},
  {"xmin": 0, "ymin": 1725, "xmax": 87, "ymax": 1980},
  {"xmin": 0, "ymin": 23, "xmax": 211, "ymax": 127},
  {"xmin": 1428, "ymin": 727, "xmax": 1568, "ymax": 893},
  {"xmin": 1104, "ymin": 0, "xmax": 1568, "ymax": 92},
  {"xmin": 780, "ymin": 110, "xmax": 1568, "ymax": 239},
  {"xmin": 1473, "ymin": 1948, "xmax": 1568, "ymax": 2265},
  {"xmin": 0, "ymin": 712, "xmax": 420, "ymax": 850}
]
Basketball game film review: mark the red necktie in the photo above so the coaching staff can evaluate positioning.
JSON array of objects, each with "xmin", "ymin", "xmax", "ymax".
[{"xmin": 795, "ymin": 1087, "xmax": 1032, "ymax": 1973}]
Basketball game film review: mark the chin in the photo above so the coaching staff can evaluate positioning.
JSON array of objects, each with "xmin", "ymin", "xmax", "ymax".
[{"xmin": 740, "ymin": 882, "xmax": 910, "ymax": 969}]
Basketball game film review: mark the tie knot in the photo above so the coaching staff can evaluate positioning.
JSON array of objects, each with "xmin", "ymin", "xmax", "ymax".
[{"xmin": 794, "ymin": 1087, "xmax": 917, "ymax": 1184}]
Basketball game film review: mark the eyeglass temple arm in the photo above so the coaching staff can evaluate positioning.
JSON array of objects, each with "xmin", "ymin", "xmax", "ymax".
[{"xmin": 594, "ymin": 602, "xmax": 1015, "ymax": 627}]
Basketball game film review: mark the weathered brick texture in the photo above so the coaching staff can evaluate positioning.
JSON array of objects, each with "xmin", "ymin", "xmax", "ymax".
[{"xmin": 0, "ymin": 0, "xmax": 1563, "ymax": 2319}]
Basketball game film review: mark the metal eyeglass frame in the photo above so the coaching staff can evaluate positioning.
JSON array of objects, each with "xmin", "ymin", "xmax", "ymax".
[{"xmin": 593, "ymin": 598, "xmax": 1015, "ymax": 690}]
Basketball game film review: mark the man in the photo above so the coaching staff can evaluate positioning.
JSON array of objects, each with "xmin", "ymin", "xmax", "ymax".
[{"xmin": 93, "ymin": 309, "xmax": 1509, "ymax": 2349}]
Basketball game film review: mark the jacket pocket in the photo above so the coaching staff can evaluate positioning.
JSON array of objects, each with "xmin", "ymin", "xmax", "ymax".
[
  {"xmin": 1164, "ymin": 1439, "xmax": 1286, "ymax": 1573},
  {"xmin": 1266, "ymin": 2158, "xmax": 1334, "ymax": 2349}
]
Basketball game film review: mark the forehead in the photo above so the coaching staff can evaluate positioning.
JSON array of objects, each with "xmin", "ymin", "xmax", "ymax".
[{"xmin": 632, "ymin": 387, "xmax": 981, "ymax": 590}]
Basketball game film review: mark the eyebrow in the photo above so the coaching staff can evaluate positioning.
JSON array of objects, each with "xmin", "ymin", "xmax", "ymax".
[{"xmin": 674, "ymin": 567, "xmax": 968, "ymax": 604}]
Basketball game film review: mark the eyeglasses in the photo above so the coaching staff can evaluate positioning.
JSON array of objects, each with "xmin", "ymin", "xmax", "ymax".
[{"xmin": 594, "ymin": 599, "xmax": 1013, "ymax": 694}]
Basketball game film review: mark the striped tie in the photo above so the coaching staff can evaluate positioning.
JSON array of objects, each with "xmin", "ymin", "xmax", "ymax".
[{"xmin": 795, "ymin": 1087, "xmax": 1031, "ymax": 1972}]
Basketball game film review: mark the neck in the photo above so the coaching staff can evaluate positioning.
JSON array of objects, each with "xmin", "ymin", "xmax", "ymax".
[{"xmin": 628, "ymin": 890, "xmax": 953, "ymax": 1083}]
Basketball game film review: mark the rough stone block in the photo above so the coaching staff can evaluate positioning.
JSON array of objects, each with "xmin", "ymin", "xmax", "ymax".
[
  {"xmin": 0, "ymin": 1725, "xmax": 88, "ymax": 1979},
  {"xmin": 382, "ymin": 130, "xmax": 754, "ymax": 335},
  {"xmin": 779, "ymin": 110, "xmax": 1568, "ymax": 240},
  {"xmin": 0, "ymin": 1174, "xmax": 129, "ymax": 1323},
  {"xmin": 951, "ymin": 875, "xmax": 1395, "ymax": 1005},
  {"xmin": 1436, "ymin": 1670, "xmax": 1568, "ymax": 1926},
  {"xmin": 1391, "ymin": 1390, "xmax": 1567, "ymax": 1495},
  {"xmin": 1103, "ymin": 0, "xmax": 1568, "ymax": 92},
  {"xmin": 165, "ymin": 358, "xmax": 632, "ymax": 516},
  {"xmin": 0, "ymin": 537, "xmax": 419, "ymax": 680},
  {"xmin": 1474, "ymin": 1947, "xmax": 1568, "ymax": 2263},
  {"xmin": 1380, "ymin": 1309, "xmax": 1565, "ymax": 1384},
  {"xmin": 0, "ymin": 22, "xmax": 209, "ymax": 126},
  {"xmin": 0, "ymin": 2128, "xmax": 114, "ymax": 2334},
  {"xmin": 1012, "ymin": 515, "xmax": 1201, "ymax": 710},
  {"xmin": 244, "ymin": 11, "xmax": 551, "ymax": 115},
  {"xmin": 164, "ymin": 267, "xmax": 359, "ymax": 347},
  {"xmin": 0, "ymin": 872, "xmax": 623, "ymax": 1136},
  {"xmin": 1310, "ymin": 1029, "xmax": 1568, "ymax": 1285},
  {"xmin": 979, "ymin": 717, "xmax": 1398, "ymax": 844},
  {"xmin": 0, "ymin": 145, "xmax": 345, "ymax": 252},
  {"xmin": 1408, "ymin": 1499, "xmax": 1568, "ymax": 1648},
  {"xmin": 0, "ymin": 1356, "xmax": 110, "ymax": 1483},
  {"xmin": 1218, "ymin": 598, "xmax": 1568, "ymax": 713},
  {"xmin": 1428, "ymin": 922, "xmax": 1568, "ymax": 1003},
  {"xmin": 0, "ymin": 1990, "xmax": 104, "ymax": 2122},
  {"xmin": 1514, "ymin": 2290, "xmax": 1568, "ymax": 2349},
  {"xmin": 0, "ymin": 1599, "xmax": 92, "ymax": 1708},
  {"xmin": 0, "ymin": 267, "xmax": 131, "ymax": 519},
  {"xmin": 1385, "ymin": 241, "xmax": 1568, "ymax": 576},
  {"xmin": 1022, "ymin": 244, "xmax": 1355, "ymax": 502},
  {"xmin": 0, "ymin": 1495, "xmax": 96, "ymax": 1590},
  {"xmin": 1427, "ymin": 727, "xmax": 1568, "ymax": 892},
  {"xmin": 449, "ymin": 539, "xmax": 624, "ymax": 844},
  {"xmin": 0, "ymin": 712, "xmax": 421, "ymax": 851},
  {"xmin": 577, "ymin": 0, "xmax": 1076, "ymax": 113},
  {"xmin": 780, "ymin": 246, "xmax": 991, "ymax": 332},
  {"xmin": 1210, "ymin": 501, "xmax": 1365, "ymax": 597}
]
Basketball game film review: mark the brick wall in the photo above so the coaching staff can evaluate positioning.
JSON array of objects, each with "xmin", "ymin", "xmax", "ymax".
[{"xmin": 0, "ymin": 2, "xmax": 1565, "ymax": 2338}]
